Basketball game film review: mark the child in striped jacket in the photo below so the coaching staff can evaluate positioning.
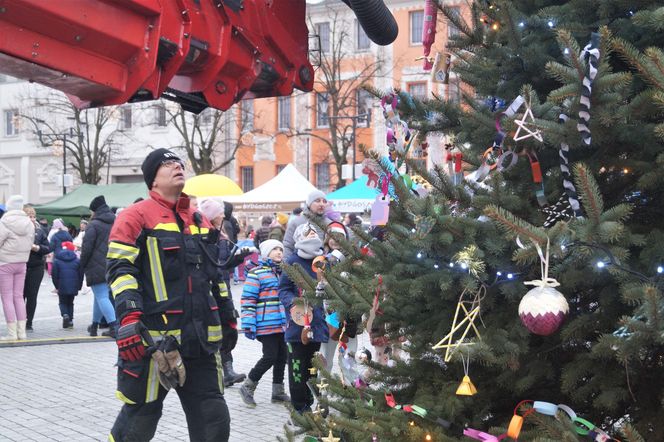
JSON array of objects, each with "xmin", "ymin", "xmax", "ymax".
[{"xmin": 239, "ymin": 239, "xmax": 289, "ymax": 407}]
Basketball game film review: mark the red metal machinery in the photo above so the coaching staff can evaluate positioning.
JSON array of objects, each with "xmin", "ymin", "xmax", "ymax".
[{"xmin": 0, "ymin": 0, "xmax": 316, "ymax": 113}]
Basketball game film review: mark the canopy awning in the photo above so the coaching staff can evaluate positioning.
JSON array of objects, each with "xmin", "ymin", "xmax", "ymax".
[
  {"xmin": 34, "ymin": 183, "xmax": 148, "ymax": 217},
  {"xmin": 326, "ymin": 175, "xmax": 375, "ymax": 213},
  {"xmin": 224, "ymin": 164, "xmax": 318, "ymax": 212}
]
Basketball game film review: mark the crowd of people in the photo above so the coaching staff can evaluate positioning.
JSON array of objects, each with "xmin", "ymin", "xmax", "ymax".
[{"xmin": 0, "ymin": 147, "xmax": 367, "ymax": 440}]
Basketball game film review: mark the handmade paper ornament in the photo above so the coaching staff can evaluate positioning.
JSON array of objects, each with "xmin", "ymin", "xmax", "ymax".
[
  {"xmin": 513, "ymin": 103, "xmax": 543, "ymax": 142},
  {"xmin": 455, "ymin": 351, "xmax": 477, "ymax": 396},
  {"xmin": 432, "ymin": 287, "xmax": 484, "ymax": 362},
  {"xmin": 431, "ymin": 52, "xmax": 452, "ymax": 84},
  {"xmin": 291, "ymin": 303, "xmax": 313, "ymax": 326},
  {"xmin": 371, "ymin": 195, "xmax": 390, "ymax": 226},
  {"xmin": 518, "ymin": 240, "xmax": 569, "ymax": 335},
  {"xmin": 321, "ymin": 430, "xmax": 341, "ymax": 442}
]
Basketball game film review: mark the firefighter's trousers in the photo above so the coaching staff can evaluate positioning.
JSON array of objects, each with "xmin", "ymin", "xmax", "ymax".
[{"xmin": 109, "ymin": 352, "xmax": 230, "ymax": 442}]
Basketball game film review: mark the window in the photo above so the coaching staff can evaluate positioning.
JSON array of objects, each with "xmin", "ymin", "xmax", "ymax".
[
  {"xmin": 315, "ymin": 163, "xmax": 330, "ymax": 191},
  {"xmin": 407, "ymin": 82, "xmax": 428, "ymax": 100},
  {"xmin": 155, "ymin": 104, "xmax": 167, "ymax": 127},
  {"xmin": 448, "ymin": 78, "xmax": 461, "ymax": 104},
  {"xmin": 316, "ymin": 92, "xmax": 329, "ymax": 128},
  {"xmin": 276, "ymin": 164, "xmax": 287, "ymax": 175},
  {"xmin": 241, "ymin": 166, "xmax": 254, "ymax": 192},
  {"xmin": 278, "ymin": 96, "xmax": 291, "ymax": 130},
  {"xmin": 410, "ymin": 10, "xmax": 424, "ymax": 44},
  {"xmin": 356, "ymin": 20, "xmax": 370, "ymax": 51},
  {"xmin": 119, "ymin": 107, "xmax": 132, "ymax": 130},
  {"xmin": 201, "ymin": 108, "xmax": 213, "ymax": 126},
  {"xmin": 4, "ymin": 109, "xmax": 19, "ymax": 137},
  {"xmin": 241, "ymin": 99, "xmax": 254, "ymax": 132},
  {"xmin": 356, "ymin": 89, "xmax": 373, "ymax": 127},
  {"xmin": 316, "ymin": 22, "xmax": 330, "ymax": 53},
  {"xmin": 448, "ymin": 7, "xmax": 461, "ymax": 38}
]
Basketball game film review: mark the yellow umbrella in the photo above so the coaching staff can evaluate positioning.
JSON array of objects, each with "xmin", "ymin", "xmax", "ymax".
[{"xmin": 183, "ymin": 174, "xmax": 243, "ymax": 197}]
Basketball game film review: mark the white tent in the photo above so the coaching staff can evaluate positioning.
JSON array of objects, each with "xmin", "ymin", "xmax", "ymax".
[{"xmin": 223, "ymin": 164, "xmax": 317, "ymax": 212}]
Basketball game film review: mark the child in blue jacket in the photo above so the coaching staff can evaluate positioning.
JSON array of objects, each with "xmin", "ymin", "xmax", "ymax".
[
  {"xmin": 239, "ymin": 239, "xmax": 289, "ymax": 407},
  {"xmin": 278, "ymin": 223, "xmax": 329, "ymax": 414},
  {"xmin": 52, "ymin": 241, "xmax": 83, "ymax": 329}
]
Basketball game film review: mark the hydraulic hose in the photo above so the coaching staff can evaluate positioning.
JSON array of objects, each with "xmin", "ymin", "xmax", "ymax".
[{"xmin": 340, "ymin": 0, "xmax": 398, "ymax": 46}]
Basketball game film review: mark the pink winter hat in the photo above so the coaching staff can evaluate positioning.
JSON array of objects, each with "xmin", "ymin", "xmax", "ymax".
[{"xmin": 199, "ymin": 199, "xmax": 225, "ymax": 223}]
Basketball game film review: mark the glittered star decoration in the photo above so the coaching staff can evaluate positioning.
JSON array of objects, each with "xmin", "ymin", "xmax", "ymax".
[
  {"xmin": 513, "ymin": 106, "xmax": 543, "ymax": 142},
  {"xmin": 317, "ymin": 380, "xmax": 329, "ymax": 394},
  {"xmin": 321, "ymin": 430, "xmax": 341, "ymax": 442},
  {"xmin": 432, "ymin": 288, "xmax": 484, "ymax": 362}
]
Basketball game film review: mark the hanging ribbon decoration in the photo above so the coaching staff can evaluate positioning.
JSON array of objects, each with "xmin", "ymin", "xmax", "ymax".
[
  {"xmin": 578, "ymin": 32, "xmax": 600, "ymax": 146},
  {"xmin": 421, "ymin": 0, "xmax": 438, "ymax": 71},
  {"xmin": 543, "ymin": 33, "xmax": 599, "ymax": 227}
]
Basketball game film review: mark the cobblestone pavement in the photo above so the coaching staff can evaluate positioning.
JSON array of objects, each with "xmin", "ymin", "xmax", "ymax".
[{"xmin": 0, "ymin": 277, "xmax": 293, "ymax": 441}]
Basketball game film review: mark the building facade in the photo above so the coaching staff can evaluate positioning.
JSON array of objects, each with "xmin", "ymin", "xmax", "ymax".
[{"xmin": 0, "ymin": 0, "xmax": 468, "ymax": 205}]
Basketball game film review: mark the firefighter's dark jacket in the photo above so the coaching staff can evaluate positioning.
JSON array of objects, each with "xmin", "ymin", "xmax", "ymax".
[{"xmin": 106, "ymin": 191, "xmax": 232, "ymax": 358}]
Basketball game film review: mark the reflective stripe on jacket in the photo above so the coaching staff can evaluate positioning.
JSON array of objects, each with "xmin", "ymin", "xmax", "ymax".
[{"xmin": 107, "ymin": 190, "xmax": 229, "ymax": 358}]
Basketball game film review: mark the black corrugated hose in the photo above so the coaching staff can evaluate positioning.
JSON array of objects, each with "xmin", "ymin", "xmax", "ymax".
[{"xmin": 340, "ymin": 0, "xmax": 398, "ymax": 46}]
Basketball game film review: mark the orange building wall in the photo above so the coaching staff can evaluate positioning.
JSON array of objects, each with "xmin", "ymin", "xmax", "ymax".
[{"xmin": 235, "ymin": 1, "xmax": 472, "ymax": 191}]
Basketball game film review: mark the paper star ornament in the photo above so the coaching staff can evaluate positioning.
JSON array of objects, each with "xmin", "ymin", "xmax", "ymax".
[
  {"xmin": 513, "ymin": 106, "xmax": 543, "ymax": 142},
  {"xmin": 321, "ymin": 430, "xmax": 341, "ymax": 442},
  {"xmin": 432, "ymin": 288, "xmax": 483, "ymax": 362}
]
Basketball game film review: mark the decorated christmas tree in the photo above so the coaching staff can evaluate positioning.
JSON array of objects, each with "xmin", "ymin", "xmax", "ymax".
[{"xmin": 281, "ymin": 1, "xmax": 664, "ymax": 441}]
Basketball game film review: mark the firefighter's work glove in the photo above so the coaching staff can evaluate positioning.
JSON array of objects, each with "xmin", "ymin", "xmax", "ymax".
[
  {"xmin": 116, "ymin": 312, "xmax": 148, "ymax": 361},
  {"xmin": 152, "ymin": 335, "xmax": 186, "ymax": 390}
]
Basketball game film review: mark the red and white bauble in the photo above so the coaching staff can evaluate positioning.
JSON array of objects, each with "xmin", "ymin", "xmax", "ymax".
[{"xmin": 518, "ymin": 286, "xmax": 569, "ymax": 336}]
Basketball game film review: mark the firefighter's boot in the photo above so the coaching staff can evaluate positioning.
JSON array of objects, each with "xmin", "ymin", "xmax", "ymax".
[{"xmin": 222, "ymin": 361, "xmax": 246, "ymax": 387}]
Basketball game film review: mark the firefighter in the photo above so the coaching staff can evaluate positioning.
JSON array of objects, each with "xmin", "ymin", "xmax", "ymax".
[{"xmin": 107, "ymin": 148, "xmax": 231, "ymax": 442}]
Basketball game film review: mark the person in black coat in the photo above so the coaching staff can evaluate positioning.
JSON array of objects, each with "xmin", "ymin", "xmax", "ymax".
[
  {"xmin": 200, "ymin": 198, "xmax": 253, "ymax": 387},
  {"xmin": 52, "ymin": 241, "xmax": 83, "ymax": 329},
  {"xmin": 80, "ymin": 195, "xmax": 117, "ymax": 337},
  {"xmin": 22, "ymin": 206, "xmax": 51, "ymax": 331}
]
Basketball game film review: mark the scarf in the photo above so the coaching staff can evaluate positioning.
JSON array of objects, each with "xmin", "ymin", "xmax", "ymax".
[{"xmin": 296, "ymin": 237, "xmax": 323, "ymax": 259}]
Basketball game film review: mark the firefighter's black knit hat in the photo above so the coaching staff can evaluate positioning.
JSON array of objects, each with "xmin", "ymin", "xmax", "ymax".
[{"xmin": 141, "ymin": 148, "xmax": 182, "ymax": 189}]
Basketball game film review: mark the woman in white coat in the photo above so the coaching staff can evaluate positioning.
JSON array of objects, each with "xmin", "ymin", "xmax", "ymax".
[{"xmin": 0, "ymin": 195, "xmax": 35, "ymax": 340}]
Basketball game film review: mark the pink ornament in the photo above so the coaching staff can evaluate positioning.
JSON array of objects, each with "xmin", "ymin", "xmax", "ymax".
[{"xmin": 518, "ymin": 286, "xmax": 569, "ymax": 336}]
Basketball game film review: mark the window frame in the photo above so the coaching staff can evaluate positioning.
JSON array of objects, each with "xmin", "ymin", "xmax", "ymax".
[
  {"xmin": 407, "ymin": 82, "xmax": 428, "ymax": 100},
  {"xmin": 316, "ymin": 22, "xmax": 331, "ymax": 53},
  {"xmin": 356, "ymin": 89, "xmax": 372, "ymax": 128},
  {"xmin": 240, "ymin": 166, "xmax": 254, "ymax": 192},
  {"xmin": 409, "ymin": 10, "xmax": 424, "ymax": 45},
  {"xmin": 155, "ymin": 104, "xmax": 167, "ymax": 127},
  {"xmin": 277, "ymin": 96, "xmax": 291, "ymax": 131},
  {"xmin": 3, "ymin": 109, "xmax": 19, "ymax": 137},
  {"xmin": 356, "ymin": 19, "xmax": 370, "ymax": 51},
  {"xmin": 241, "ymin": 99, "xmax": 254, "ymax": 132},
  {"xmin": 315, "ymin": 163, "xmax": 330, "ymax": 191},
  {"xmin": 316, "ymin": 92, "xmax": 330, "ymax": 128},
  {"xmin": 119, "ymin": 106, "xmax": 132, "ymax": 130}
]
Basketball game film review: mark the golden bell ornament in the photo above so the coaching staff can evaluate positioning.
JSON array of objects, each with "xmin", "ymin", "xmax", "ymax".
[{"xmin": 456, "ymin": 375, "xmax": 477, "ymax": 396}]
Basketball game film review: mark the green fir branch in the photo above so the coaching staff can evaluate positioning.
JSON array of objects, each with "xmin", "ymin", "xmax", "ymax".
[{"xmin": 572, "ymin": 163, "xmax": 604, "ymax": 225}]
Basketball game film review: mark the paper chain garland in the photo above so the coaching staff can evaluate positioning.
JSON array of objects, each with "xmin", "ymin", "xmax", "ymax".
[{"xmin": 384, "ymin": 393, "xmax": 618, "ymax": 441}]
